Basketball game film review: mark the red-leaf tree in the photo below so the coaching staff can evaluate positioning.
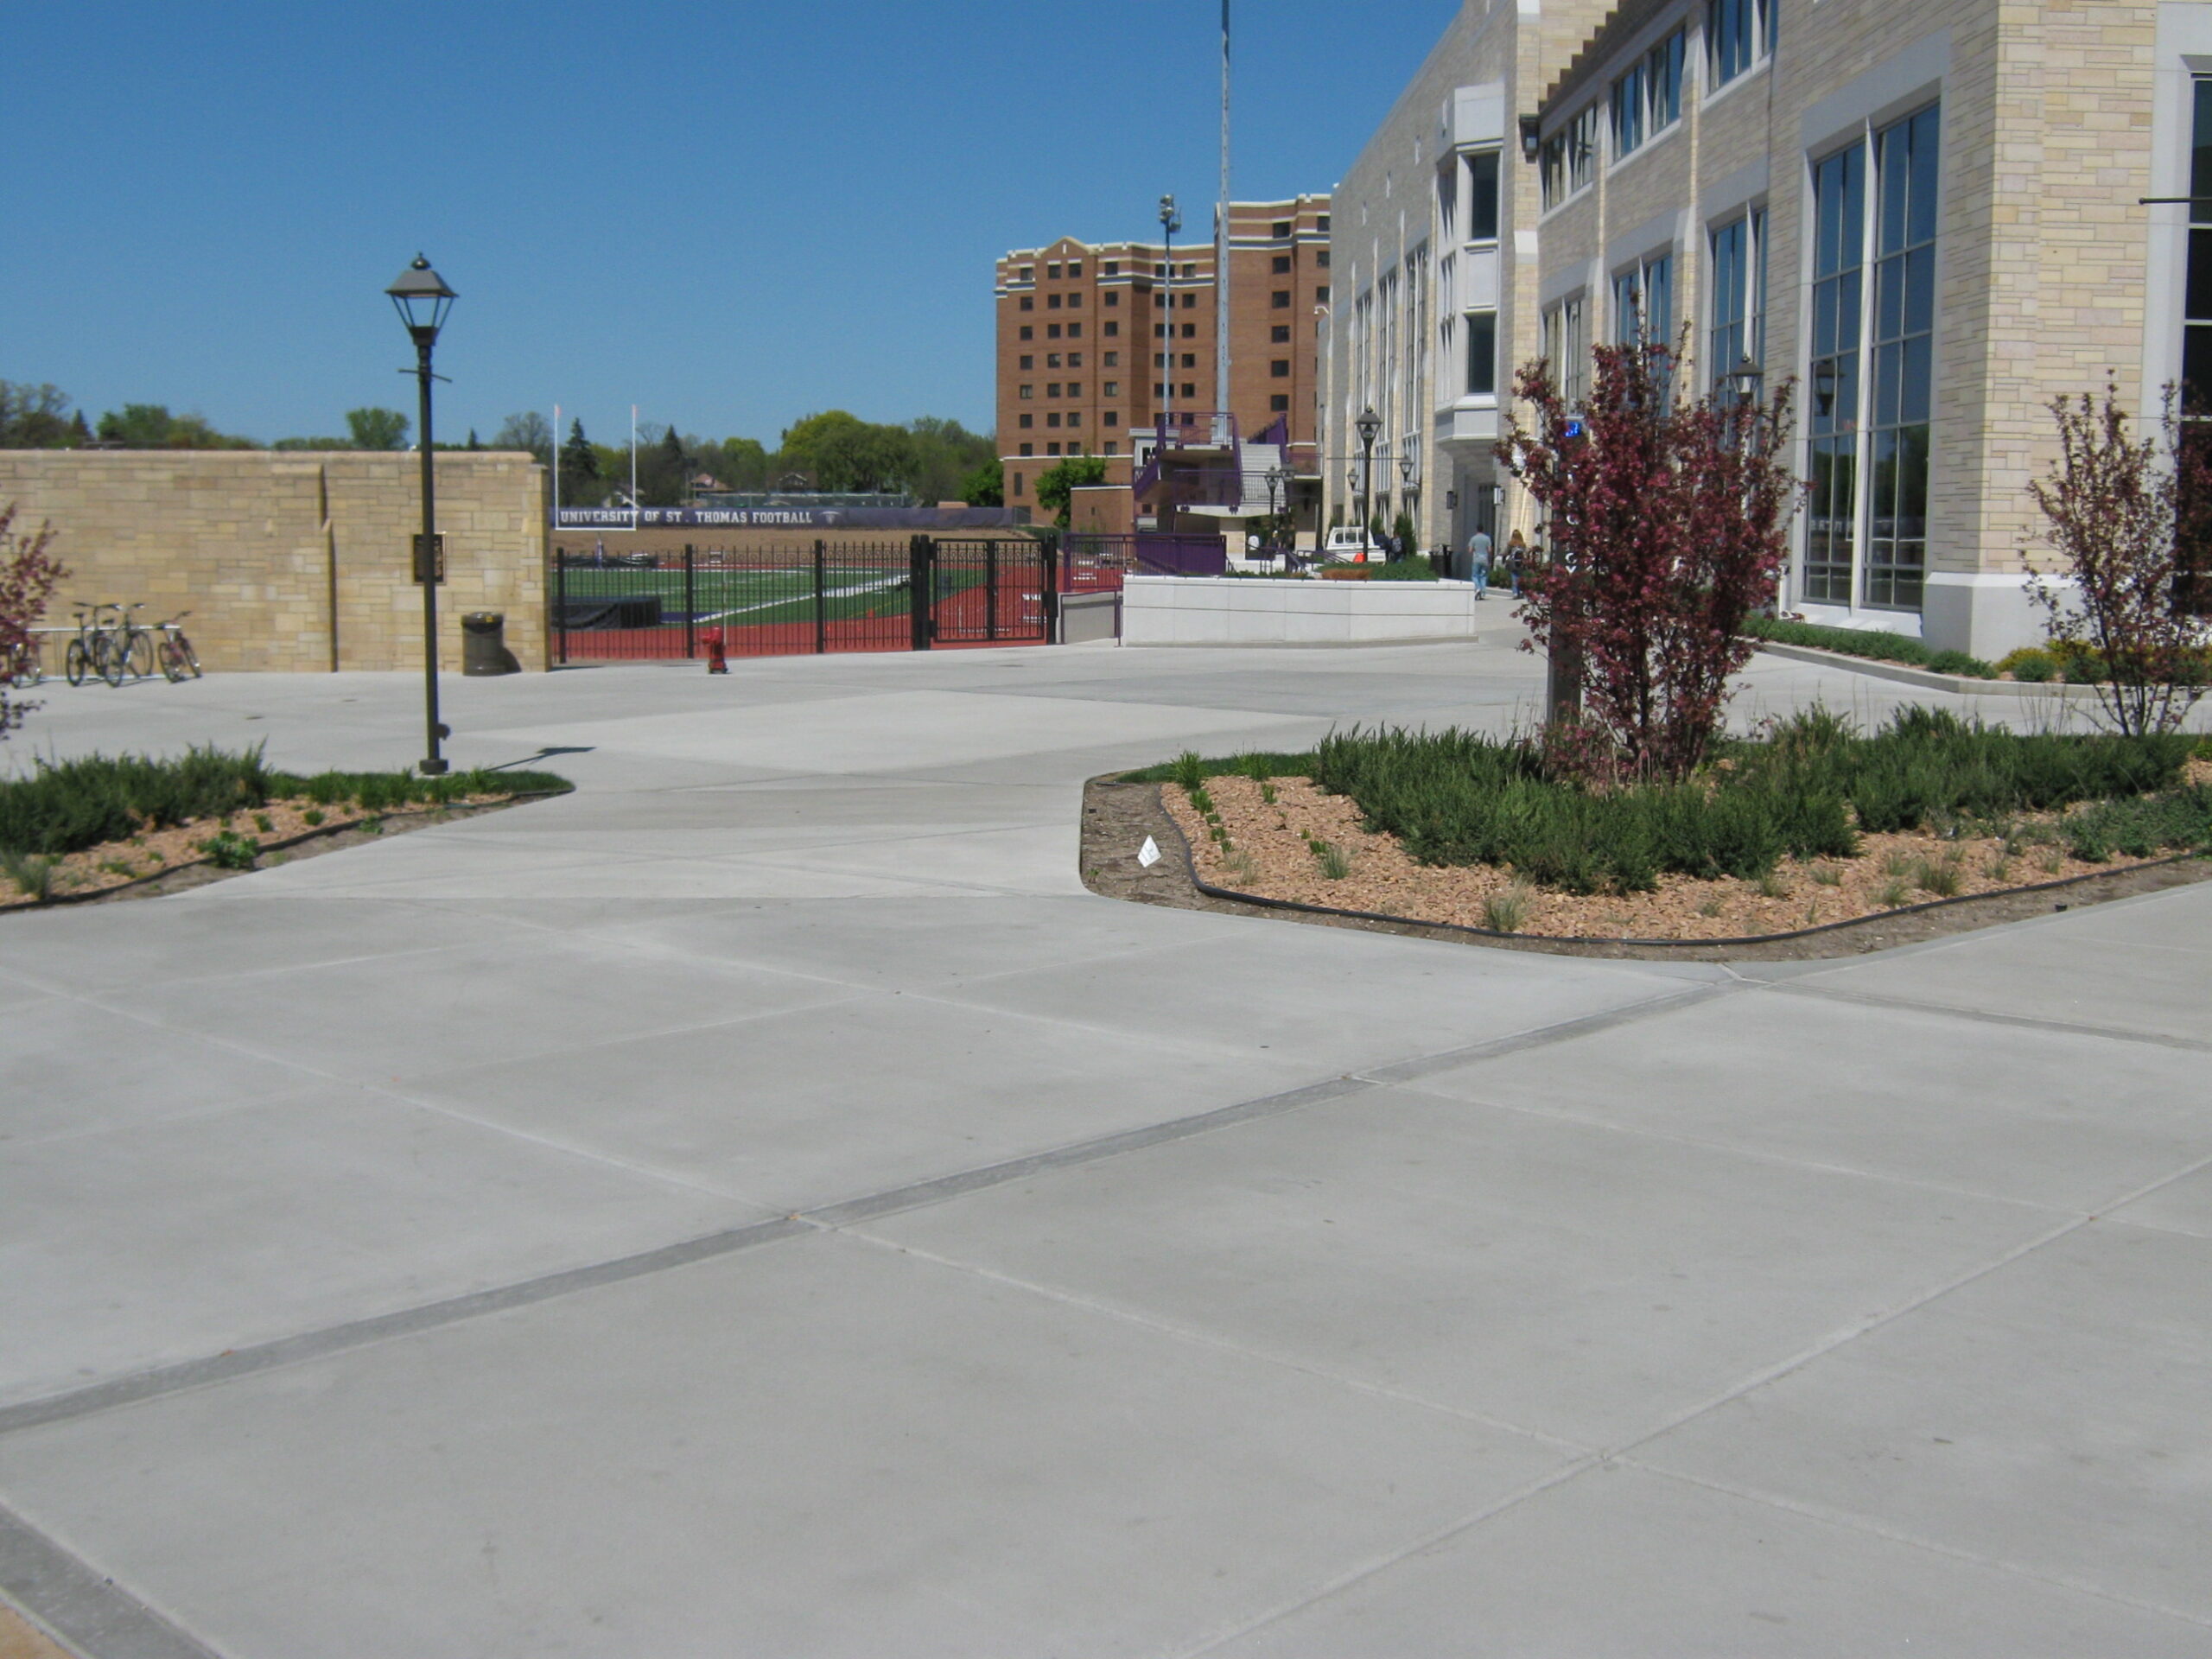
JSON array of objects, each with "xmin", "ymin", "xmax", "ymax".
[
  {"xmin": 1498, "ymin": 337, "xmax": 1801, "ymax": 781},
  {"xmin": 2026, "ymin": 382, "xmax": 2212, "ymax": 738},
  {"xmin": 0, "ymin": 504, "xmax": 67, "ymax": 740}
]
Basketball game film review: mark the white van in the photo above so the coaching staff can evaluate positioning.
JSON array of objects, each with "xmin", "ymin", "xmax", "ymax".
[{"xmin": 1323, "ymin": 527, "xmax": 1384, "ymax": 559}]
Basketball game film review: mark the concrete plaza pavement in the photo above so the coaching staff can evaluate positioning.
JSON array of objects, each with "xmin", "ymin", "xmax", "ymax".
[{"xmin": 0, "ymin": 634, "xmax": 2207, "ymax": 1656}]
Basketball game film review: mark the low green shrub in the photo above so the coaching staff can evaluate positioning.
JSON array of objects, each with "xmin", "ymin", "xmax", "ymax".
[
  {"xmin": 1996, "ymin": 646, "xmax": 2059, "ymax": 682},
  {"xmin": 1741, "ymin": 615, "xmax": 2002, "ymax": 680},
  {"xmin": 0, "ymin": 749, "xmax": 570, "ymax": 859}
]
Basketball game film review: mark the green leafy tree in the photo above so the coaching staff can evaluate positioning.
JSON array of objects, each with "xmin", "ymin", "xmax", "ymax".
[
  {"xmin": 94, "ymin": 404, "xmax": 251, "ymax": 448},
  {"xmin": 345, "ymin": 407, "xmax": 410, "ymax": 450},
  {"xmin": 635, "ymin": 423, "xmax": 692, "ymax": 506},
  {"xmin": 959, "ymin": 456, "xmax": 1004, "ymax": 507},
  {"xmin": 1033, "ymin": 455, "xmax": 1109, "ymax": 528},
  {"xmin": 0, "ymin": 383, "xmax": 76, "ymax": 448},
  {"xmin": 1391, "ymin": 509, "xmax": 1417, "ymax": 559},
  {"xmin": 905, "ymin": 416, "xmax": 997, "ymax": 503},
  {"xmin": 778, "ymin": 410, "xmax": 917, "ymax": 493},
  {"xmin": 715, "ymin": 436, "xmax": 769, "ymax": 491}
]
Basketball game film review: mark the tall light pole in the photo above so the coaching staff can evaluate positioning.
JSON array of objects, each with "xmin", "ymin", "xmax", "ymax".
[
  {"xmin": 1214, "ymin": 0, "xmax": 1231, "ymax": 444},
  {"xmin": 1398, "ymin": 452, "xmax": 1415, "ymax": 559},
  {"xmin": 1355, "ymin": 405, "xmax": 1380, "ymax": 560},
  {"xmin": 386, "ymin": 254, "xmax": 457, "ymax": 776},
  {"xmin": 1159, "ymin": 194, "xmax": 1180, "ymax": 433}
]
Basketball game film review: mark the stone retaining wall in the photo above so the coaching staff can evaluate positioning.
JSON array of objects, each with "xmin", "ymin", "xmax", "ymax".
[{"xmin": 0, "ymin": 449, "xmax": 547, "ymax": 671}]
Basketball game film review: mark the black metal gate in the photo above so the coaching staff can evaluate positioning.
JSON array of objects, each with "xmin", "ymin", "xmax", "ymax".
[{"xmin": 550, "ymin": 537, "xmax": 1054, "ymax": 663}]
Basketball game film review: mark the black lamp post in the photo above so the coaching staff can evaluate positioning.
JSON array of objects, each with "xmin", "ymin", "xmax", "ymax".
[
  {"xmin": 386, "ymin": 254, "xmax": 457, "ymax": 776},
  {"xmin": 1355, "ymin": 405, "xmax": 1380, "ymax": 557},
  {"xmin": 1264, "ymin": 462, "xmax": 1290, "ymax": 565},
  {"xmin": 1812, "ymin": 355, "xmax": 1839, "ymax": 420}
]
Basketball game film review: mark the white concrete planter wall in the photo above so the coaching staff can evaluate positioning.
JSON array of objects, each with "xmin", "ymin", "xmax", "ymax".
[{"xmin": 1120, "ymin": 575, "xmax": 1484, "ymax": 645}]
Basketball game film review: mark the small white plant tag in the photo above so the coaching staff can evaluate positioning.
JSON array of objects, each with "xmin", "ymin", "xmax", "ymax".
[{"xmin": 1137, "ymin": 836, "xmax": 1161, "ymax": 868}]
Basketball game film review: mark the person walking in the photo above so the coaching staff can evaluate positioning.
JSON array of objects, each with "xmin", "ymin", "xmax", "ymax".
[
  {"xmin": 1505, "ymin": 529, "xmax": 1527, "ymax": 597},
  {"xmin": 1466, "ymin": 525, "xmax": 1493, "ymax": 598}
]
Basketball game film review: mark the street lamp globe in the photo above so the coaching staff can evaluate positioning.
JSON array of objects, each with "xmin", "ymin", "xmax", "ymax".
[
  {"xmin": 385, "ymin": 255, "xmax": 457, "ymax": 346},
  {"xmin": 1355, "ymin": 406, "xmax": 1381, "ymax": 450}
]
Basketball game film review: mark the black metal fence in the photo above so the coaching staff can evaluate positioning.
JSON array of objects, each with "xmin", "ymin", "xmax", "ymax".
[{"xmin": 550, "ymin": 537, "xmax": 1053, "ymax": 663}]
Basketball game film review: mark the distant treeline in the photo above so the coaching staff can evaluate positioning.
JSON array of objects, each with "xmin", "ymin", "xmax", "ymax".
[{"xmin": 0, "ymin": 380, "xmax": 1002, "ymax": 508}]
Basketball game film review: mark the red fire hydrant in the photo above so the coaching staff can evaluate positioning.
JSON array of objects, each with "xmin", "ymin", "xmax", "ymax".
[{"xmin": 702, "ymin": 627, "xmax": 728, "ymax": 675}]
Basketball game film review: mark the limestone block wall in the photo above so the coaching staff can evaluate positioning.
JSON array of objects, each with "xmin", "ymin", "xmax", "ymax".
[{"xmin": 0, "ymin": 450, "xmax": 547, "ymax": 672}]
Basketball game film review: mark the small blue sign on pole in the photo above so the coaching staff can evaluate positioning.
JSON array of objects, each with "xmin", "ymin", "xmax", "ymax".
[{"xmin": 1562, "ymin": 416, "xmax": 1586, "ymax": 441}]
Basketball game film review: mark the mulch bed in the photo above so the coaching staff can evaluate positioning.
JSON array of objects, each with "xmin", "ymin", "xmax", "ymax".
[
  {"xmin": 1078, "ymin": 775, "xmax": 2212, "ymax": 962},
  {"xmin": 0, "ymin": 793, "xmax": 543, "ymax": 912}
]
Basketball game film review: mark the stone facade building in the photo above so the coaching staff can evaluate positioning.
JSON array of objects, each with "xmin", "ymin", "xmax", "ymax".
[
  {"xmin": 1327, "ymin": 0, "xmax": 2212, "ymax": 657},
  {"xmin": 994, "ymin": 197, "xmax": 1330, "ymax": 518}
]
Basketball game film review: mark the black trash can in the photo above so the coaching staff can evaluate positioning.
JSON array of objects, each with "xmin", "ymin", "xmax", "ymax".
[{"xmin": 461, "ymin": 611, "xmax": 520, "ymax": 677}]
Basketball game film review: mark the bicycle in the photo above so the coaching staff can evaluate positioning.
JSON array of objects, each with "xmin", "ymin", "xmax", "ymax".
[
  {"xmin": 111, "ymin": 603, "xmax": 158, "ymax": 683},
  {"xmin": 64, "ymin": 603, "xmax": 125, "ymax": 688},
  {"xmin": 157, "ymin": 612, "xmax": 202, "ymax": 682},
  {"xmin": 3, "ymin": 633, "xmax": 41, "ymax": 689}
]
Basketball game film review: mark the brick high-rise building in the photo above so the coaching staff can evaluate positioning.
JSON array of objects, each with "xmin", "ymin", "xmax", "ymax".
[{"xmin": 994, "ymin": 196, "xmax": 1331, "ymax": 521}]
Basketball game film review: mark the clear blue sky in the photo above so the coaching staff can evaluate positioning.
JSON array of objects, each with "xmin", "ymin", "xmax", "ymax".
[{"xmin": 5, "ymin": 3, "xmax": 1454, "ymax": 451}]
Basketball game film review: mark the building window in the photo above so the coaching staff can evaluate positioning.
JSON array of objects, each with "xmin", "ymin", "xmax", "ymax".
[
  {"xmin": 1614, "ymin": 30, "xmax": 1686, "ymax": 157},
  {"xmin": 1465, "ymin": 310, "xmax": 1497, "ymax": 397},
  {"xmin": 1014, "ymin": 470, "xmax": 1025, "ymax": 492},
  {"xmin": 1181, "ymin": 323, "xmax": 1196, "ymax": 339},
  {"xmin": 1067, "ymin": 411, "xmax": 1082, "ymax": 428},
  {"xmin": 1466, "ymin": 150, "xmax": 1500, "ymax": 241},
  {"xmin": 1105, "ymin": 440, "xmax": 1118, "ymax": 454},
  {"xmin": 1181, "ymin": 353, "xmax": 1196, "ymax": 369},
  {"xmin": 1543, "ymin": 296, "xmax": 1589, "ymax": 405},
  {"xmin": 1272, "ymin": 325, "xmax": 1291, "ymax": 343},
  {"xmin": 1316, "ymin": 285, "xmax": 1329, "ymax": 302},
  {"xmin": 1020, "ymin": 355, "xmax": 1033, "ymax": 371},
  {"xmin": 1020, "ymin": 326, "xmax": 1033, "ymax": 340},
  {"xmin": 1019, "ymin": 413, "xmax": 1033, "ymax": 429},
  {"xmin": 1104, "ymin": 352, "xmax": 1119, "ymax": 367},
  {"xmin": 1541, "ymin": 105, "xmax": 1600, "ymax": 207},
  {"xmin": 1271, "ymin": 359, "xmax": 1291, "ymax": 378},
  {"xmin": 1156, "ymin": 324, "xmax": 1167, "ymax": 340},
  {"xmin": 1708, "ymin": 208, "xmax": 1768, "ymax": 391},
  {"xmin": 1069, "ymin": 381, "xmax": 1083, "ymax": 396},
  {"xmin": 1048, "ymin": 442, "xmax": 1060, "ymax": 455},
  {"xmin": 1181, "ymin": 292, "xmax": 1196, "ymax": 308},
  {"xmin": 1104, "ymin": 261, "xmax": 1119, "ymax": 276},
  {"xmin": 1069, "ymin": 353, "xmax": 1083, "ymax": 367},
  {"xmin": 1105, "ymin": 322, "xmax": 1119, "ymax": 337},
  {"xmin": 1020, "ymin": 296, "xmax": 1033, "ymax": 311},
  {"xmin": 1317, "ymin": 250, "xmax": 1331, "ymax": 268},
  {"xmin": 1156, "ymin": 353, "xmax": 1169, "ymax": 369},
  {"xmin": 1273, "ymin": 219, "xmax": 1291, "ymax": 237},
  {"xmin": 1105, "ymin": 292, "xmax": 1119, "ymax": 307},
  {"xmin": 1866, "ymin": 105, "xmax": 1940, "ymax": 610},
  {"xmin": 1020, "ymin": 385, "xmax": 1033, "ymax": 398},
  {"xmin": 1181, "ymin": 383, "xmax": 1196, "ymax": 398},
  {"xmin": 1047, "ymin": 263, "xmax": 1062, "ymax": 278},
  {"xmin": 1046, "ymin": 354, "xmax": 1061, "ymax": 369},
  {"xmin": 1270, "ymin": 394, "xmax": 1291, "ymax": 411},
  {"xmin": 1069, "ymin": 324, "xmax": 1082, "ymax": 338},
  {"xmin": 1612, "ymin": 252, "xmax": 1673, "ymax": 347},
  {"xmin": 1318, "ymin": 214, "xmax": 1331, "ymax": 232},
  {"xmin": 1048, "ymin": 294, "xmax": 1062, "ymax": 308},
  {"xmin": 1273, "ymin": 255, "xmax": 1292, "ymax": 273},
  {"xmin": 1806, "ymin": 103, "xmax": 1939, "ymax": 613},
  {"xmin": 1272, "ymin": 289, "xmax": 1291, "ymax": 308},
  {"xmin": 1068, "ymin": 261, "xmax": 1083, "ymax": 277},
  {"xmin": 2183, "ymin": 80, "xmax": 2212, "ymax": 423},
  {"xmin": 1019, "ymin": 446, "xmax": 1032, "ymax": 458},
  {"xmin": 1104, "ymin": 381, "xmax": 1119, "ymax": 397},
  {"xmin": 1048, "ymin": 324, "xmax": 1062, "ymax": 339},
  {"xmin": 1066, "ymin": 292, "xmax": 1082, "ymax": 307},
  {"xmin": 1709, "ymin": 0, "xmax": 1774, "ymax": 91},
  {"xmin": 1019, "ymin": 267, "xmax": 1033, "ymax": 281},
  {"xmin": 1046, "ymin": 383, "xmax": 1060, "ymax": 397},
  {"xmin": 1106, "ymin": 415, "xmax": 1118, "ymax": 432}
]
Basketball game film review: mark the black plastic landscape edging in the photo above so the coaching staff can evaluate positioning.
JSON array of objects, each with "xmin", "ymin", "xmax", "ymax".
[
  {"xmin": 1147, "ymin": 782, "xmax": 2203, "ymax": 950},
  {"xmin": 3, "ymin": 786, "xmax": 571, "ymax": 912}
]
